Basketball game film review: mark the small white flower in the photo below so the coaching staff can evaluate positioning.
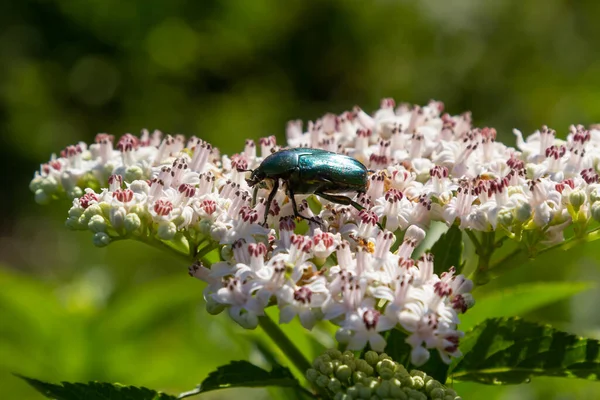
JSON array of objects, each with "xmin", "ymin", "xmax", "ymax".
[{"xmin": 343, "ymin": 308, "xmax": 396, "ymax": 352}]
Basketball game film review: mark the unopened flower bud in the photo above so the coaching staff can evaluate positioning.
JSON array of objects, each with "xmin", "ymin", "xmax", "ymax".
[
  {"xmin": 319, "ymin": 362, "xmax": 334, "ymax": 376},
  {"xmin": 411, "ymin": 375, "xmax": 425, "ymax": 390},
  {"xmin": 130, "ymin": 179, "xmax": 149, "ymax": 194},
  {"xmin": 29, "ymin": 177, "xmax": 43, "ymax": 193},
  {"xmin": 332, "ymin": 359, "xmax": 341, "ymax": 370},
  {"xmin": 515, "ymin": 202, "xmax": 532, "ymax": 222},
  {"xmin": 34, "ymin": 189, "xmax": 51, "ymax": 205},
  {"xmin": 83, "ymin": 204, "xmax": 103, "ymax": 223},
  {"xmin": 569, "ymin": 189, "xmax": 586, "ymax": 211},
  {"xmin": 220, "ymin": 244, "xmax": 233, "ymax": 261},
  {"xmin": 590, "ymin": 187, "xmax": 600, "ymax": 203},
  {"xmin": 379, "ymin": 367, "xmax": 395, "ymax": 380},
  {"xmin": 326, "ymin": 349, "xmax": 342, "ymax": 360},
  {"xmin": 376, "ymin": 380, "xmax": 391, "ymax": 397},
  {"xmin": 377, "ymin": 358, "xmax": 396, "ymax": 373},
  {"xmin": 40, "ymin": 177, "xmax": 58, "ymax": 194},
  {"xmin": 592, "ymin": 202, "xmax": 600, "ymax": 222},
  {"xmin": 110, "ymin": 207, "xmax": 126, "ymax": 230},
  {"xmin": 327, "ymin": 377, "xmax": 342, "ymax": 392},
  {"xmin": 210, "ymin": 223, "xmax": 227, "ymax": 242},
  {"xmin": 305, "ymin": 368, "xmax": 320, "ymax": 383},
  {"xmin": 88, "ymin": 214, "xmax": 107, "ymax": 233},
  {"xmin": 157, "ymin": 221, "xmax": 177, "ymax": 240},
  {"xmin": 357, "ymin": 383, "xmax": 372, "ymax": 398},
  {"xmin": 365, "ymin": 351, "xmax": 379, "ymax": 366},
  {"xmin": 66, "ymin": 216, "xmax": 85, "ymax": 230},
  {"xmin": 345, "ymin": 386, "xmax": 358, "ymax": 398},
  {"xmin": 425, "ymin": 379, "xmax": 442, "ymax": 393},
  {"xmin": 125, "ymin": 165, "xmax": 144, "ymax": 181},
  {"xmin": 335, "ymin": 365, "xmax": 352, "ymax": 382},
  {"xmin": 355, "ymin": 359, "xmax": 374, "ymax": 375},
  {"xmin": 124, "ymin": 213, "xmax": 142, "ymax": 232},
  {"xmin": 497, "ymin": 209, "xmax": 514, "ymax": 227},
  {"xmin": 389, "ymin": 381, "xmax": 406, "ymax": 399},
  {"xmin": 315, "ymin": 374, "xmax": 329, "ymax": 388},
  {"xmin": 352, "ymin": 371, "xmax": 366, "ymax": 383},
  {"xmin": 66, "ymin": 187, "xmax": 83, "ymax": 199},
  {"xmin": 92, "ymin": 232, "xmax": 111, "ymax": 247},
  {"xmin": 320, "ymin": 354, "xmax": 332, "ymax": 363},
  {"xmin": 199, "ymin": 219, "xmax": 212, "ymax": 235}
]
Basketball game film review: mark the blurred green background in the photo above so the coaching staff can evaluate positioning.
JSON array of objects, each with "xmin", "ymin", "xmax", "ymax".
[{"xmin": 2, "ymin": 0, "xmax": 600, "ymax": 398}]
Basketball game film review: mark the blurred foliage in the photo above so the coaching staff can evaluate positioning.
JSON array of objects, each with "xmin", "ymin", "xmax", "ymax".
[{"xmin": 3, "ymin": 0, "xmax": 600, "ymax": 398}]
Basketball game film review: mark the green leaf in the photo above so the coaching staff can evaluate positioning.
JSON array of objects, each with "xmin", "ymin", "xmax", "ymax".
[
  {"xmin": 385, "ymin": 329, "xmax": 449, "ymax": 383},
  {"xmin": 460, "ymin": 282, "xmax": 593, "ymax": 331},
  {"xmin": 18, "ymin": 375, "xmax": 176, "ymax": 400},
  {"xmin": 428, "ymin": 224, "xmax": 463, "ymax": 275},
  {"xmin": 385, "ymin": 329, "xmax": 412, "ymax": 367},
  {"xmin": 450, "ymin": 317, "xmax": 600, "ymax": 384},
  {"xmin": 192, "ymin": 360, "xmax": 300, "ymax": 394}
]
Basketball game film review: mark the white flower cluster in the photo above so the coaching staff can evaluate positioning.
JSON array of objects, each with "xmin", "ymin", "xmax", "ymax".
[
  {"xmin": 31, "ymin": 98, "xmax": 600, "ymax": 364},
  {"xmin": 190, "ymin": 224, "xmax": 472, "ymax": 365}
]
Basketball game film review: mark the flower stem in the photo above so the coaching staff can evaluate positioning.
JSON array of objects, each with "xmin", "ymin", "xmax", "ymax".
[
  {"xmin": 488, "ymin": 226, "xmax": 600, "ymax": 279},
  {"xmin": 258, "ymin": 315, "xmax": 312, "ymax": 374},
  {"xmin": 468, "ymin": 231, "xmax": 496, "ymax": 286}
]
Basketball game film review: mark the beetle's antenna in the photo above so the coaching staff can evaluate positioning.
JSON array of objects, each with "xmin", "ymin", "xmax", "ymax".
[
  {"xmin": 367, "ymin": 169, "xmax": 377, "ymax": 174},
  {"xmin": 236, "ymin": 168, "xmax": 253, "ymax": 173}
]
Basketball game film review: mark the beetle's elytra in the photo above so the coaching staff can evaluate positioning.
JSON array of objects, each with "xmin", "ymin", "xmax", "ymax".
[{"xmin": 243, "ymin": 148, "xmax": 368, "ymax": 225}]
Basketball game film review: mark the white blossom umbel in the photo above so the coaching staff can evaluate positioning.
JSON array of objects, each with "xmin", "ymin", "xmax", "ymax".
[{"xmin": 33, "ymin": 99, "xmax": 600, "ymax": 364}]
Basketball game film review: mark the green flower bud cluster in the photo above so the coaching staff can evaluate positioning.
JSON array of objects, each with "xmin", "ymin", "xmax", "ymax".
[
  {"xmin": 306, "ymin": 349, "xmax": 461, "ymax": 400},
  {"xmin": 64, "ymin": 197, "xmax": 147, "ymax": 248}
]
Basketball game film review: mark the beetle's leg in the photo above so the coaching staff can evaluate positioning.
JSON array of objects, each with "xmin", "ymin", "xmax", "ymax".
[
  {"xmin": 251, "ymin": 185, "xmax": 259, "ymax": 208},
  {"xmin": 287, "ymin": 183, "xmax": 322, "ymax": 226},
  {"xmin": 263, "ymin": 179, "xmax": 279, "ymax": 226},
  {"xmin": 315, "ymin": 192, "xmax": 365, "ymax": 211},
  {"xmin": 317, "ymin": 191, "xmax": 384, "ymax": 230}
]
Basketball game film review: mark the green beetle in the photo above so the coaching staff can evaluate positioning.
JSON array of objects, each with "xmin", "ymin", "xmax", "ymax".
[{"xmin": 243, "ymin": 148, "xmax": 368, "ymax": 225}]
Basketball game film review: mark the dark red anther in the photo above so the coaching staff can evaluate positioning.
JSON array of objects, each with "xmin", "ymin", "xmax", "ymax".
[
  {"xmin": 384, "ymin": 188, "xmax": 403, "ymax": 203},
  {"xmin": 153, "ymin": 199, "xmax": 173, "ymax": 216},
  {"xmin": 362, "ymin": 309, "xmax": 380, "ymax": 330},
  {"xmin": 293, "ymin": 286, "xmax": 313, "ymax": 304},
  {"xmin": 113, "ymin": 189, "xmax": 134, "ymax": 203},
  {"xmin": 178, "ymin": 183, "xmax": 195, "ymax": 197},
  {"xmin": 200, "ymin": 199, "xmax": 216, "ymax": 215},
  {"xmin": 79, "ymin": 192, "xmax": 99, "ymax": 209},
  {"xmin": 248, "ymin": 242, "xmax": 267, "ymax": 258}
]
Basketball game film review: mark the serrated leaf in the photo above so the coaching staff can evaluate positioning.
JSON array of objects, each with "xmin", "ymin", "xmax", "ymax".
[
  {"xmin": 385, "ymin": 329, "xmax": 449, "ymax": 383},
  {"xmin": 460, "ymin": 282, "xmax": 593, "ymax": 331},
  {"xmin": 450, "ymin": 317, "xmax": 600, "ymax": 384},
  {"xmin": 195, "ymin": 360, "xmax": 300, "ymax": 393},
  {"xmin": 429, "ymin": 224, "xmax": 463, "ymax": 275},
  {"xmin": 18, "ymin": 375, "xmax": 176, "ymax": 400}
]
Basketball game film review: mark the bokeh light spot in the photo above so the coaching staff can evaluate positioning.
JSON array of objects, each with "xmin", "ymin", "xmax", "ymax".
[
  {"xmin": 146, "ymin": 18, "xmax": 200, "ymax": 71},
  {"xmin": 68, "ymin": 56, "xmax": 120, "ymax": 106}
]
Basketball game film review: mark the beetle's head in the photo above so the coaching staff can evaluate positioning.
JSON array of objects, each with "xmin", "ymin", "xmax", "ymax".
[{"xmin": 245, "ymin": 169, "xmax": 266, "ymax": 187}]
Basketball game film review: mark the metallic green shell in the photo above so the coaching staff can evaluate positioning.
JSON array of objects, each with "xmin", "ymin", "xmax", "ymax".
[{"xmin": 256, "ymin": 148, "xmax": 367, "ymax": 194}]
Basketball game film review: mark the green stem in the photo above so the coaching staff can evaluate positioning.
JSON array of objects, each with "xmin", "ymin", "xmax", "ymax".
[
  {"xmin": 488, "ymin": 227, "xmax": 600, "ymax": 279},
  {"xmin": 465, "ymin": 229, "xmax": 482, "ymax": 251},
  {"xmin": 197, "ymin": 242, "xmax": 219, "ymax": 260},
  {"xmin": 258, "ymin": 315, "xmax": 312, "ymax": 374},
  {"xmin": 466, "ymin": 230, "xmax": 496, "ymax": 286},
  {"xmin": 143, "ymin": 236, "xmax": 193, "ymax": 263}
]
